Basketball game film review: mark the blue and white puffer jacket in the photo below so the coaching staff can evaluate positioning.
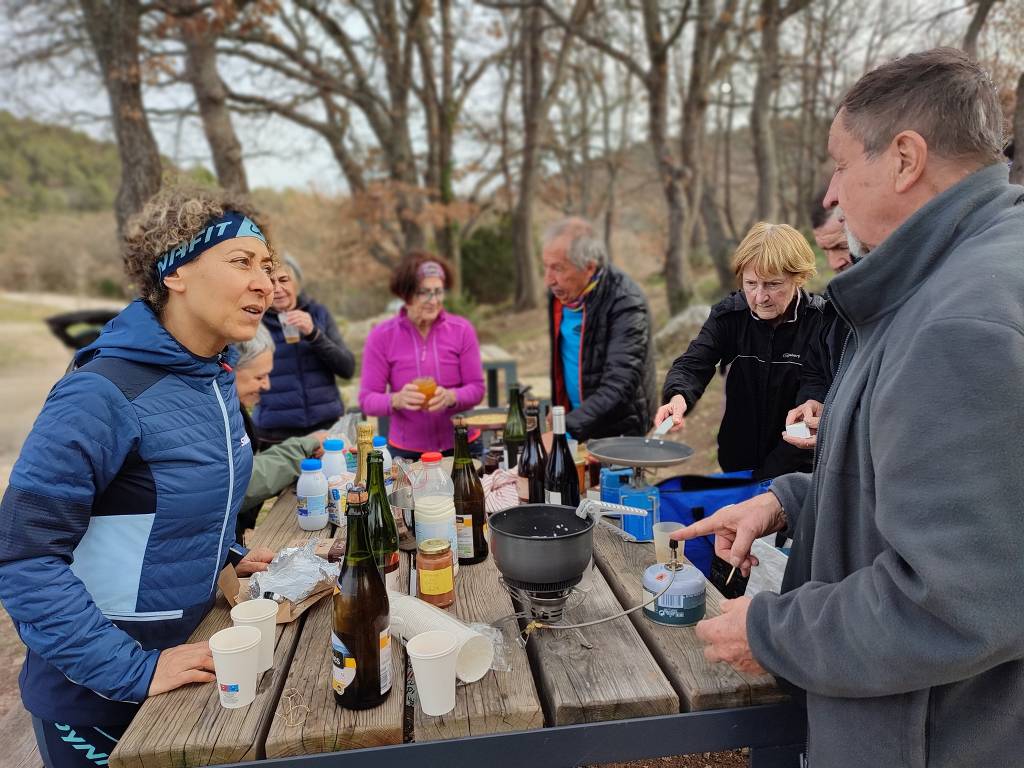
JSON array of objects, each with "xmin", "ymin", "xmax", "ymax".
[{"xmin": 0, "ymin": 299, "xmax": 252, "ymax": 727}]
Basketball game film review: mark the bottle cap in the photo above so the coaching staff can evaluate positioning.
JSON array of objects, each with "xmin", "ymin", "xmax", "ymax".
[
  {"xmin": 323, "ymin": 439, "xmax": 344, "ymax": 452},
  {"xmin": 418, "ymin": 538, "xmax": 452, "ymax": 556},
  {"xmin": 420, "ymin": 451, "xmax": 442, "ymax": 464},
  {"xmin": 301, "ymin": 458, "xmax": 322, "ymax": 472},
  {"xmin": 373, "ymin": 436, "xmax": 387, "ymax": 448},
  {"xmin": 346, "ymin": 484, "xmax": 368, "ymax": 504}
]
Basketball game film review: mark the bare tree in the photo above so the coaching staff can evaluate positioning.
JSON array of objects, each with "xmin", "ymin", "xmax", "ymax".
[
  {"xmin": 962, "ymin": 0, "xmax": 1002, "ymax": 60},
  {"xmin": 749, "ymin": 0, "xmax": 812, "ymax": 222},
  {"xmin": 78, "ymin": 0, "xmax": 162, "ymax": 233},
  {"xmin": 162, "ymin": 1, "xmax": 250, "ymax": 194},
  {"xmin": 545, "ymin": 0, "xmax": 693, "ymax": 312}
]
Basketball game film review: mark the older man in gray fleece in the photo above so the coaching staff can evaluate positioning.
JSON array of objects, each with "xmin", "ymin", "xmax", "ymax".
[{"xmin": 675, "ymin": 48, "xmax": 1024, "ymax": 767}]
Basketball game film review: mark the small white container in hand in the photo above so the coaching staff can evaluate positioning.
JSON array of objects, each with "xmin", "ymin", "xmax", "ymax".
[{"xmin": 786, "ymin": 422, "xmax": 812, "ymax": 439}]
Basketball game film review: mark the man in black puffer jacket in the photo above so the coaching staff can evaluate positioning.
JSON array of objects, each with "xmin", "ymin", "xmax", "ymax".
[{"xmin": 543, "ymin": 218, "xmax": 656, "ymax": 441}]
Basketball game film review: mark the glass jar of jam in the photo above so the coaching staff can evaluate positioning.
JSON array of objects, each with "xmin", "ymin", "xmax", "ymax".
[{"xmin": 416, "ymin": 538, "xmax": 456, "ymax": 608}]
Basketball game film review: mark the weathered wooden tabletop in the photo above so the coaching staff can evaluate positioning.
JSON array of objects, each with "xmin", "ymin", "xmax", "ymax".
[{"xmin": 111, "ymin": 495, "xmax": 785, "ymax": 767}]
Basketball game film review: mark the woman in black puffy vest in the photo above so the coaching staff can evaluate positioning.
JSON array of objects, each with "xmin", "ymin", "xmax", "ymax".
[{"xmin": 254, "ymin": 254, "xmax": 356, "ymax": 445}]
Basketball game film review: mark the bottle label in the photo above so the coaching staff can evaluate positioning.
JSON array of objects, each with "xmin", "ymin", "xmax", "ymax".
[
  {"xmin": 456, "ymin": 515, "xmax": 474, "ymax": 559},
  {"xmin": 331, "ymin": 632, "xmax": 356, "ymax": 693},
  {"xmin": 327, "ymin": 481, "xmax": 345, "ymax": 526},
  {"xmin": 516, "ymin": 475, "xmax": 530, "ymax": 503},
  {"xmin": 379, "ymin": 629, "xmax": 392, "ymax": 695},
  {"xmin": 419, "ymin": 565, "xmax": 454, "ymax": 596},
  {"xmin": 298, "ymin": 493, "xmax": 327, "ymax": 518},
  {"xmin": 546, "ymin": 489, "xmax": 562, "ymax": 505}
]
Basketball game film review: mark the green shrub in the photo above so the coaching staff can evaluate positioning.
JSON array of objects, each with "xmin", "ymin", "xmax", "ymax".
[{"xmin": 460, "ymin": 214, "xmax": 516, "ymax": 305}]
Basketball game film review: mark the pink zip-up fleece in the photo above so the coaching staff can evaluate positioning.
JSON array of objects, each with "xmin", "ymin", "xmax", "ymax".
[{"xmin": 359, "ymin": 308, "xmax": 485, "ymax": 453}]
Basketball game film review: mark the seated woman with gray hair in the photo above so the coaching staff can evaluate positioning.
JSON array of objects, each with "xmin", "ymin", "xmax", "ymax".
[
  {"xmin": 256, "ymin": 253, "xmax": 355, "ymax": 444},
  {"xmin": 235, "ymin": 324, "xmax": 328, "ymax": 541}
]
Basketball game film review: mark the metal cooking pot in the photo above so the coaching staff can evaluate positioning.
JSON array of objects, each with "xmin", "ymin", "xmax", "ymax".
[{"xmin": 488, "ymin": 504, "xmax": 594, "ymax": 587}]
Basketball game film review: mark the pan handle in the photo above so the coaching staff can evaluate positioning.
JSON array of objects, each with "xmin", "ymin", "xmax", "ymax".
[{"xmin": 576, "ymin": 499, "xmax": 648, "ymax": 520}]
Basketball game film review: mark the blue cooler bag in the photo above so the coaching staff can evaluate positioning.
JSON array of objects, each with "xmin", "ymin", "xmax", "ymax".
[{"xmin": 656, "ymin": 471, "xmax": 772, "ymax": 578}]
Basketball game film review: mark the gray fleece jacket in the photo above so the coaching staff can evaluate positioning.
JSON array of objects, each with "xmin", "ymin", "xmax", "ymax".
[{"xmin": 748, "ymin": 164, "xmax": 1024, "ymax": 767}]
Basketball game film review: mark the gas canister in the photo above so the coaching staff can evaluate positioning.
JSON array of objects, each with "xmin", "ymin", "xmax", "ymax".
[{"xmin": 642, "ymin": 561, "xmax": 706, "ymax": 626}]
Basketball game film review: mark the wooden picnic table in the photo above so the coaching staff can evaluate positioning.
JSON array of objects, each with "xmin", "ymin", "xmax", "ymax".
[{"xmin": 110, "ymin": 495, "xmax": 794, "ymax": 768}]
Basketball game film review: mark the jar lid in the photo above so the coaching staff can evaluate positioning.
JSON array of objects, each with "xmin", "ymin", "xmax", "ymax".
[{"xmin": 418, "ymin": 538, "xmax": 451, "ymax": 555}]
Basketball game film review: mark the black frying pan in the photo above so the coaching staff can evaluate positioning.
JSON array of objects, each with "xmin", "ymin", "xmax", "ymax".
[{"xmin": 586, "ymin": 436, "xmax": 694, "ymax": 468}]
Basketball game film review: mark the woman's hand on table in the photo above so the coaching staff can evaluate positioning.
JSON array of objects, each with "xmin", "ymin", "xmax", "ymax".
[
  {"xmin": 148, "ymin": 641, "xmax": 216, "ymax": 697},
  {"xmin": 391, "ymin": 383, "xmax": 426, "ymax": 411},
  {"xmin": 283, "ymin": 310, "xmax": 314, "ymax": 336},
  {"xmin": 237, "ymin": 547, "xmax": 276, "ymax": 576},
  {"xmin": 426, "ymin": 386, "xmax": 457, "ymax": 412}
]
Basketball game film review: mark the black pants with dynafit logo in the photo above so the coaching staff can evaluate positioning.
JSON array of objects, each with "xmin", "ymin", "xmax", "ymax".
[{"xmin": 32, "ymin": 717, "xmax": 128, "ymax": 768}]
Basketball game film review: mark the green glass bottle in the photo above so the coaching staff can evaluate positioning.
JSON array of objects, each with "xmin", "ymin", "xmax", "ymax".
[
  {"xmin": 332, "ymin": 485, "xmax": 392, "ymax": 710},
  {"xmin": 366, "ymin": 450, "xmax": 400, "ymax": 587},
  {"xmin": 503, "ymin": 384, "xmax": 527, "ymax": 470},
  {"xmin": 452, "ymin": 421, "xmax": 488, "ymax": 564}
]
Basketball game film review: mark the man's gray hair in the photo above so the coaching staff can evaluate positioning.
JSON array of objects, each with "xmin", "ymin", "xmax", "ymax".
[
  {"xmin": 281, "ymin": 252, "xmax": 304, "ymax": 285},
  {"xmin": 543, "ymin": 217, "xmax": 608, "ymax": 270},
  {"xmin": 839, "ymin": 48, "xmax": 1004, "ymax": 166},
  {"xmin": 236, "ymin": 323, "xmax": 275, "ymax": 369}
]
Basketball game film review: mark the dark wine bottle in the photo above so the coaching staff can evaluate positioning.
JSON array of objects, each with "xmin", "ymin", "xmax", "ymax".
[
  {"xmin": 544, "ymin": 406, "xmax": 579, "ymax": 507},
  {"xmin": 366, "ymin": 451, "xmax": 400, "ymax": 589},
  {"xmin": 518, "ymin": 400, "xmax": 547, "ymax": 504},
  {"xmin": 503, "ymin": 384, "xmax": 526, "ymax": 470},
  {"xmin": 333, "ymin": 485, "xmax": 392, "ymax": 710},
  {"xmin": 452, "ymin": 422, "xmax": 488, "ymax": 564}
]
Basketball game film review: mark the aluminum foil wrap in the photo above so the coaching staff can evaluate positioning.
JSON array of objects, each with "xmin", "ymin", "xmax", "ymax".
[{"xmin": 249, "ymin": 539, "xmax": 340, "ymax": 602}]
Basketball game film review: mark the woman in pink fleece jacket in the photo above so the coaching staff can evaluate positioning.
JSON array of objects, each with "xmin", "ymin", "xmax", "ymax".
[{"xmin": 359, "ymin": 252, "xmax": 485, "ymax": 456}]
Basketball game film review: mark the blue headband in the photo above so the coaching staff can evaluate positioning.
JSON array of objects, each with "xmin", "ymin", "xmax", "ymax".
[{"xmin": 155, "ymin": 211, "xmax": 267, "ymax": 281}]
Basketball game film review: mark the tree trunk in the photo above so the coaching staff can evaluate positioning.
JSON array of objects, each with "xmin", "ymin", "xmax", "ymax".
[
  {"xmin": 751, "ymin": 0, "xmax": 781, "ymax": 222},
  {"xmin": 962, "ymin": 0, "xmax": 1000, "ymax": 60},
  {"xmin": 702, "ymin": 181, "xmax": 737, "ymax": 291},
  {"xmin": 181, "ymin": 22, "xmax": 249, "ymax": 194},
  {"xmin": 1012, "ymin": 71, "xmax": 1024, "ymax": 186},
  {"xmin": 78, "ymin": 0, "xmax": 162, "ymax": 235},
  {"xmin": 512, "ymin": 3, "xmax": 543, "ymax": 310}
]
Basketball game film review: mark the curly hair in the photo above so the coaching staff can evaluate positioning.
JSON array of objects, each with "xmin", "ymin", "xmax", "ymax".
[{"xmin": 123, "ymin": 184, "xmax": 275, "ymax": 313}]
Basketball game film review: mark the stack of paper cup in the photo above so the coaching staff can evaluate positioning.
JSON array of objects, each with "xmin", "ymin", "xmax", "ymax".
[
  {"xmin": 209, "ymin": 625, "xmax": 261, "ymax": 709},
  {"xmin": 230, "ymin": 598, "xmax": 279, "ymax": 673},
  {"xmin": 388, "ymin": 591, "xmax": 493, "ymax": 682},
  {"xmin": 407, "ymin": 630, "xmax": 460, "ymax": 716}
]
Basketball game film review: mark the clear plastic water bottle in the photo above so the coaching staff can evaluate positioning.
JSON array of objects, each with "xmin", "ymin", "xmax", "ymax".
[
  {"xmin": 411, "ymin": 452, "xmax": 459, "ymax": 575},
  {"xmin": 372, "ymin": 436, "xmax": 393, "ymax": 487},
  {"xmin": 296, "ymin": 458, "xmax": 329, "ymax": 531}
]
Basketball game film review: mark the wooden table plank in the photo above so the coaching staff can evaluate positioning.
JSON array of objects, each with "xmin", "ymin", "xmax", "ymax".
[
  {"xmin": 264, "ymin": 554, "xmax": 410, "ymax": 758},
  {"xmin": 110, "ymin": 490, "xmax": 330, "ymax": 768},
  {"xmin": 520, "ymin": 559, "xmax": 679, "ymax": 726},
  {"xmin": 412, "ymin": 554, "xmax": 543, "ymax": 742},
  {"xmin": 592, "ymin": 524, "xmax": 787, "ymax": 712}
]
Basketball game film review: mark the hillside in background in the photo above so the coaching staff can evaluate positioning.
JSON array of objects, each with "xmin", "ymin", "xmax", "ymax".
[{"xmin": 0, "ymin": 110, "xmax": 121, "ymax": 217}]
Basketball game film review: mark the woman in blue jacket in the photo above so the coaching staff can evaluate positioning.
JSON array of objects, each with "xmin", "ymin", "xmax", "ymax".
[{"xmin": 0, "ymin": 185, "xmax": 278, "ymax": 767}]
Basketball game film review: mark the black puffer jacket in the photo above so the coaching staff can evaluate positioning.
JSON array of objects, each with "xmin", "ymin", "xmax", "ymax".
[
  {"xmin": 548, "ymin": 266, "xmax": 657, "ymax": 441},
  {"xmin": 662, "ymin": 289, "xmax": 828, "ymax": 478}
]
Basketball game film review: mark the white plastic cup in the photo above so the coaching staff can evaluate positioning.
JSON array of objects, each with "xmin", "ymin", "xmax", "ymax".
[
  {"xmin": 230, "ymin": 598, "xmax": 279, "ymax": 673},
  {"xmin": 406, "ymin": 629, "xmax": 460, "ymax": 716},
  {"xmin": 653, "ymin": 522, "xmax": 685, "ymax": 564},
  {"xmin": 209, "ymin": 625, "xmax": 261, "ymax": 709}
]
